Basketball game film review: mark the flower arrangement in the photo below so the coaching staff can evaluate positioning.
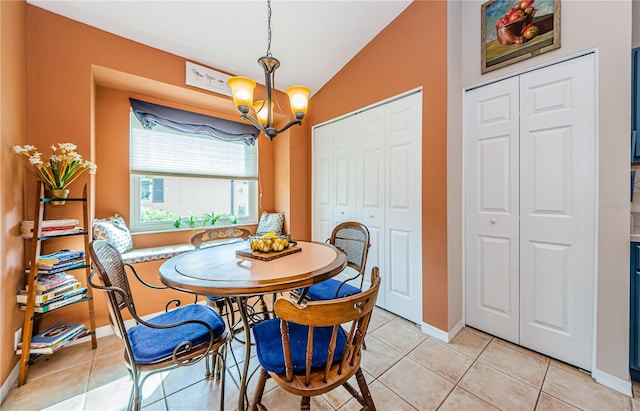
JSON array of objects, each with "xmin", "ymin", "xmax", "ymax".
[{"xmin": 13, "ymin": 143, "xmax": 97, "ymax": 190}]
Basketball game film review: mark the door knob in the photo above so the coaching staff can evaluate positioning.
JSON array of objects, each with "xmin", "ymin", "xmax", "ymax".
[{"xmin": 490, "ymin": 218, "xmax": 496, "ymax": 224}]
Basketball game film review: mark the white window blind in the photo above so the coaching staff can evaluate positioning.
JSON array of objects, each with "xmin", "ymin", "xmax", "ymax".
[{"xmin": 130, "ymin": 113, "xmax": 258, "ymax": 179}]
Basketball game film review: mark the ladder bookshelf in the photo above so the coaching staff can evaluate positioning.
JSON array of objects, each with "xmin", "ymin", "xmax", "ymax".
[{"xmin": 17, "ymin": 181, "xmax": 97, "ymax": 386}]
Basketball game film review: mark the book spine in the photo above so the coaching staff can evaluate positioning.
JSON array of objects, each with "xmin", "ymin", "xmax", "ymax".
[
  {"xmin": 20, "ymin": 292, "xmax": 87, "ymax": 313},
  {"xmin": 33, "ymin": 277, "xmax": 77, "ymax": 292},
  {"xmin": 20, "ymin": 228, "xmax": 84, "ymax": 239},
  {"xmin": 21, "ymin": 225, "xmax": 76, "ymax": 233},
  {"xmin": 21, "ymin": 219, "xmax": 79, "ymax": 228},
  {"xmin": 24, "ymin": 262, "xmax": 86, "ymax": 278},
  {"xmin": 18, "ymin": 329, "xmax": 88, "ymax": 354},
  {"xmin": 29, "ymin": 323, "xmax": 86, "ymax": 346},
  {"xmin": 37, "ymin": 293, "xmax": 87, "ymax": 312},
  {"xmin": 16, "ymin": 281, "xmax": 81, "ymax": 304},
  {"xmin": 37, "ymin": 258, "xmax": 86, "ymax": 271},
  {"xmin": 38, "ymin": 249, "xmax": 84, "ymax": 261}
]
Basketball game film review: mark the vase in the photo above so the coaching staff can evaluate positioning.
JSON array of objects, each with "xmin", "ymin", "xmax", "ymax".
[{"xmin": 45, "ymin": 188, "xmax": 70, "ymax": 206}]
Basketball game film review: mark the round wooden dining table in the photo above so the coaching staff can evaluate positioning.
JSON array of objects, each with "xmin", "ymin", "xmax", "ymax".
[{"xmin": 159, "ymin": 239, "xmax": 347, "ymax": 410}]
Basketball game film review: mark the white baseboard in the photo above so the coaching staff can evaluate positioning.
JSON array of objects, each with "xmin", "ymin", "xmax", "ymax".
[
  {"xmin": 592, "ymin": 367, "xmax": 633, "ymax": 397},
  {"xmin": 420, "ymin": 319, "xmax": 464, "ymax": 343},
  {"xmin": 0, "ymin": 363, "xmax": 20, "ymax": 406}
]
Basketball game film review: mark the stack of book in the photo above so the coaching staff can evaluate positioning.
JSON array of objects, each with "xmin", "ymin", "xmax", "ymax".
[
  {"xmin": 34, "ymin": 249, "xmax": 86, "ymax": 273},
  {"xmin": 20, "ymin": 218, "xmax": 82, "ymax": 238},
  {"xmin": 17, "ymin": 322, "xmax": 88, "ymax": 355},
  {"xmin": 18, "ymin": 272, "xmax": 88, "ymax": 313}
]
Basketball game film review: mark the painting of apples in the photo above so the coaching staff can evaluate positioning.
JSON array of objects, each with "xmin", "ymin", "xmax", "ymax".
[{"xmin": 481, "ymin": 0, "xmax": 560, "ymax": 73}]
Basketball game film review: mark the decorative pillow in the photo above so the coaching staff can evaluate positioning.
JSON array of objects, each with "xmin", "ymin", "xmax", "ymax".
[
  {"xmin": 92, "ymin": 214, "xmax": 133, "ymax": 254},
  {"xmin": 255, "ymin": 211, "xmax": 285, "ymax": 236}
]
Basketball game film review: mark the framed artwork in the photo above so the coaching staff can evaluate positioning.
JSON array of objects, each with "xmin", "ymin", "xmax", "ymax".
[
  {"xmin": 185, "ymin": 61, "xmax": 232, "ymax": 96},
  {"xmin": 481, "ymin": 0, "xmax": 560, "ymax": 74}
]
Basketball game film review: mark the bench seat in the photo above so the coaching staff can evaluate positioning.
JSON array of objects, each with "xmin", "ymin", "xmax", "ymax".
[{"xmin": 121, "ymin": 243, "xmax": 195, "ymax": 264}]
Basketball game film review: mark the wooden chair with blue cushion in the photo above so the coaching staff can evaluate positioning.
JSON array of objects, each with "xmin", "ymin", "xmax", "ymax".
[
  {"xmin": 88, "ymin": 240, "xmax": 229, "ymax": 411},
  {"xmin": 251, "ymin": 267, "xmax": 381, "ymax": 411},
  {"xmin": 299, "ymin": 222, "xmax": 370, "ymax": 302}
]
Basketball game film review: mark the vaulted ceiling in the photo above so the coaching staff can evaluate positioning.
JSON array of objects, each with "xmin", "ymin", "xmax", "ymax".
[{"xmin": 28, "ymin": 0, "xmax": 412, "ymax": 95}]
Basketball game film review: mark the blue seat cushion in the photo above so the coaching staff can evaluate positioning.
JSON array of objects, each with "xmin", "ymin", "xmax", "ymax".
[
  {"xmin": 127, "ymin": 304, "xmax": 226, "ymax": 364},
  {"xmin": 304, "ymin": 279, "xmax": 362, "ymax": 301},
  {"xmin": 253, "ymin": 319, "xmax": 347, "ymax": 374}
]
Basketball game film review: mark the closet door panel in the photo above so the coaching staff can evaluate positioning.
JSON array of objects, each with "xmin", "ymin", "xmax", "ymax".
[
  {"xmin": 519, "ymin": 54, "xmax": 595, "ymax": 370},
  {"xmin": 312, "ymin": 124, "xmax": 334, "ymax": 243},
  {"xmin": 464, "ymin": 76, "xmax": 520, "ymax": 343},
  {"xmin": 384, "ymin": 92, "xmax": 422, "ymax": 323},
  {"xmin": 333, "ymin": 116, "xmax": 359, "ymax": 225},
  {"xmin": 358, "ymin": 106, "xmax": 386, "ymax": 300}
]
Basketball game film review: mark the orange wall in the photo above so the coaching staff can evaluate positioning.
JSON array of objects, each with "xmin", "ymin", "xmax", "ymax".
[
  {"xmin": 1, "ymin": 0, "xmax": 27, "ymax": 387},
  {"xmin": 3, "ymin": 0, "xmax": 448, "ymax": 389},
  {"xmin": 308, "ymin": 1, "xmax": 449, "ymax": 329},
  {"xmin": 20, "ymin": 7, "xmax": 281, "ymax": 340}
]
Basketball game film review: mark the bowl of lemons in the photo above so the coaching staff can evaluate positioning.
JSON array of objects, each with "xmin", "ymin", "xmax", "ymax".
[{"xmin": 249, "ymin": 232, "xmax": 293, "ymax": 253}]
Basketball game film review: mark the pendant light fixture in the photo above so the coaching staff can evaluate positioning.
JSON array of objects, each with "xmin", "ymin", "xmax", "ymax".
[{"xmin": 228, "ymin": 0, "xmax": 310, "ymax": 141}]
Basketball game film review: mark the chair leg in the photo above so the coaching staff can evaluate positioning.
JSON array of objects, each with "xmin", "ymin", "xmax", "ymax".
[
  {"xmin": 355, "ymin": 367, "xmax": 376, "ymax": 411},
  {"xmin": 219, "ymin": 344, "xmax": 227, "ymax": 411},
  {"xmin": 251, "ymin": 368, "xmax": 269, "ymax": 411},
  {"xmin": 300, "ymin": 396, "xmax": 311, "ymax": 411},
  {"xmin": 129, "ymin": 370, "xmax": 142, "ymax": 411},
  {"xmin": 209, "ymin": 345, "xmax": 225, "ymax": 381},
  {"xmin": 215, "ymin": 298, "xmax": 226, "ymax": 315},
  {"xmin": 205, "ymin": 352, "xmax": 213, "ymax": 380},
  {"xmin": 258, "ymin": 295, "xmax": 270, "ymax": 320}
]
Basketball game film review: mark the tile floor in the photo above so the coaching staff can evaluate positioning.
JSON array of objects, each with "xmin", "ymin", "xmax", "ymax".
[{"xmin": 2, "ymin": 307, "xmax": 638, "ymax": 411}]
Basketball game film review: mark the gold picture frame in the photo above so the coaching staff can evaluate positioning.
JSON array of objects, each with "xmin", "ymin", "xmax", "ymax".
[{"xmin": 481, "ymin": 0, "xmax": 560, "ymax": 74}]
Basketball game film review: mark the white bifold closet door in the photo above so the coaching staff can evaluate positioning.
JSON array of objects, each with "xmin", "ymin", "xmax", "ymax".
[
  {"xmin": 312, "ymin": 91, "xmax": 423, "ymax": 324},
  {"xmin": 465, "ymin": 53, "xmax": 596, "ymax": 370}
]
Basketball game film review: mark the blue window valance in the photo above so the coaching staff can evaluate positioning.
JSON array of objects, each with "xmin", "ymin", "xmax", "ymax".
[{"xmin": 129, "ymin": 98, "xmax": 257, "ymax": 146}]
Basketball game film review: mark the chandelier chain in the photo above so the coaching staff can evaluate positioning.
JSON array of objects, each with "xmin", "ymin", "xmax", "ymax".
[{"xmin": 266, "ymin": 0, "xmax": 272, "ymax": 57}]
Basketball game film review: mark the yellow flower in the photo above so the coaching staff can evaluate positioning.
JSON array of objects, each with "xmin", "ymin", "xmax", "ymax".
[{"xmin": 13, "ymin": 143, "xmax": 97, "ymax": 189}]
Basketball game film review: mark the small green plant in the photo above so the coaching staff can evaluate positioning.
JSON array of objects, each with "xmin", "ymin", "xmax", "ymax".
[
  {"xmin": 229, "ymin": 215, "xmax": 238, "ymax": 224},
  {"xmin": 202, "ymin": 211, "xmax": 226, "ymax": 226},
  {"xmin": 173, "ymin": 216, "xmax": 183, "ymax": 229}
]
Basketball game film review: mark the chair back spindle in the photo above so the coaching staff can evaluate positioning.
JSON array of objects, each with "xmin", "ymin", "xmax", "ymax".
[{"xmin": 252, "ymin": 267, "xmax": 381, "ymax": 410}]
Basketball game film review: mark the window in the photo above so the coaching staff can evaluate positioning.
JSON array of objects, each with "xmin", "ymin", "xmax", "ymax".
[{"xmin": 129, "ymin": 110, "xmax": 258, "ymax": 233}]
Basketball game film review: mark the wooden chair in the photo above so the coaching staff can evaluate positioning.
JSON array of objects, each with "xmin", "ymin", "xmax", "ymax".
[
  {"xmin": 190, "ymin": 227, "xmax": 251, "ymax": 313},
  {"xmin": 88, "ymin": 240, "xmax": 229, "ymax": 411},
  {"xmin": 190, "ymin": 226, "xmax": 251, "ymax": 250},
  {"xmin": 190, "ymin": 226, "xmax": 251, "ymax": 310},
  {"xmin": 251, "ymin": 267, "xmax": 381, "ymax": 411},
  {"xmin": 299, "ymin": 222, "xmax": 371, "ymax": 301},
  {"xmin": 190, "ymin": 227, "xmax": 271, "ymax": 338}
]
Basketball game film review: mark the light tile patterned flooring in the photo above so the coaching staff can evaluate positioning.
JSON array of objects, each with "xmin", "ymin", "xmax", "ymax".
[{"xmin": 2, "ymin": 307, "xmax": 638, "ymax": 410}]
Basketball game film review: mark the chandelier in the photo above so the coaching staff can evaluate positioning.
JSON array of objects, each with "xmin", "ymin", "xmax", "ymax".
[{"xmin": 227, "ymin": 0, "xmax": 310, "ymax": 141}]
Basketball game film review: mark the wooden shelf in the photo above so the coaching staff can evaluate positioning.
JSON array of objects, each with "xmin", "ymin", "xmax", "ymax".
[{"xmin": 17, "ymin": 181, "xmax": 97, "ymax": 386}]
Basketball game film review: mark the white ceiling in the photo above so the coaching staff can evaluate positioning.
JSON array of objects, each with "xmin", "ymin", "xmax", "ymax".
[{"xmin": 27, "ymin": 0, "xmax": 412, "ymax": 95}]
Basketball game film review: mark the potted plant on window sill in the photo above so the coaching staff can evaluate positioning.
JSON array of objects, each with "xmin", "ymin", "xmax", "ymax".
[{"xmin": 172, "ymin": 212, "xmax": 237, "ymax": 230}]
